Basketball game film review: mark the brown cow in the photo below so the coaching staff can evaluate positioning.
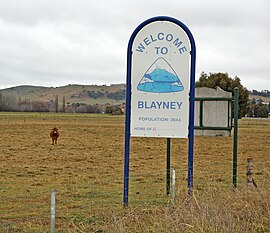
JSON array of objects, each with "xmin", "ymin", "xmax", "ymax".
[{"xmin": 50, "ymin": 128, "xmax": 59, "ymax": 145}]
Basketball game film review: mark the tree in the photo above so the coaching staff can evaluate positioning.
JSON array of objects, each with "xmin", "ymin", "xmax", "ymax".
[
  {"xmin": 106, "ymin": 90, "xmax": 126, "ymax": 100},
  {"xmin": 196, "ymin": 72, "xmax": 249, "ymax": 118},
  {"xmin": 55, "ymin": 95, "xmax": 58, "ymax": 113},
  {"xmin": 247, "ymin": 100, "xmax": 270, "ymax": 118},
  {"xmin": 63, "ymin": 96, "xmax": 66, "ymax": 113},
  {"xmin": 18, "ymin": 98, "xmax": 32, "ymax": 111},
  {"xmin": 31, "ymin": 101, "xmax": 49, "ymax": 112},
  {"xmin": 0, "ymin": 92, "xmax": 17, "ymax": 111},
  {"xmin": 105, "ymin": 106, "xmax": 123, "ymax": 115},
  {"xmin": 0, "ymin": 92, "xmax": 3, "ymax": 110}
]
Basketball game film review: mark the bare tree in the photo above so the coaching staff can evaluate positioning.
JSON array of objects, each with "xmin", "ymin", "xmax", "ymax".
[
  {"xmin": 62, "ymin": 96, "xmax": 66, "ymax": 113},
  {"xmin": 0, "ymin": 92, "xmax": 17, "ymax": 111},
  {"xmin": 55, "ymin": 95, "xmax": 58, "ymax": 113}
]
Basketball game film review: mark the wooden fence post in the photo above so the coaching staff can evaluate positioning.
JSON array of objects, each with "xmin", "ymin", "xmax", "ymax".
[{"xmin": 246, "ymin": 158, "xmax": 257, "ymax": 188}]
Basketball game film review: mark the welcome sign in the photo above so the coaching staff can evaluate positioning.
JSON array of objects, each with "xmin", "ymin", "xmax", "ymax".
[
  {"xmin": 130, "ymin": 21, "xmax": 191, "ymax": 138},
  {"xmin": 124, "ymin": 16, "xmax": 196, "ymax": 206}
]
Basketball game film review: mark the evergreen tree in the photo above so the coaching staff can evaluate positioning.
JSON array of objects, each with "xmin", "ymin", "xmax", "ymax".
[{"xmin": 196, "ymin": 72, "xmax": 249, "ymax": 118}]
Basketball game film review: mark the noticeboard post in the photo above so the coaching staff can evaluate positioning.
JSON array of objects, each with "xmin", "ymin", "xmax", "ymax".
[{"xmin": 124, "ymin": 16, "xmax": 196, "ymax": 206}]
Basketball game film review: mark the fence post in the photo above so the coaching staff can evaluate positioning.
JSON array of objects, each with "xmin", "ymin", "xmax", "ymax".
[
  {"xmin": 172, "ymin": 168, "xmax": 176, "ymax": 205},
  {"xmin": 247, "ymin": 158, "xmax": 257, "ymax": 188},
  {"xmin": 51, "ymin": 189, "xmax": 56, "ymax": 233},
  {"xmin": 233, "ymin": 87, "xmax": 239, "ymax": 190},
  {"xmin": 166, "ymin": 138, "xmax": 171, "ymax": 195}
]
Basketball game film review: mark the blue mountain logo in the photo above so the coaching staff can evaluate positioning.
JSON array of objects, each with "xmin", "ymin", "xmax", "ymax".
[{"xmin": 137, "ymin": 57, "xmax": 184, "ymax": 93}]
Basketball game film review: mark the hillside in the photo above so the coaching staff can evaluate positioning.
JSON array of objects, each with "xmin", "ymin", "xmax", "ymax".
[
  {"xmin": 1, "ymin": 84, "xmax": 126, "ymax": 106},
  {"xmin": 249, "ymin": 94, "xmax": 270, "ymax": 103},
  {"xmin": 1, "ymin": 84, "xmax": 269, "ymax": 107},
  {"xmin": 249, "ymin": 90, "xmax": 270, "ymax": 103}
]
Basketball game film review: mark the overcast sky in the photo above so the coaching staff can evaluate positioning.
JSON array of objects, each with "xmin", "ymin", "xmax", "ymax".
[{"xmin": 0, "ymin": 0, "xmax": 269, "ymax": 90}]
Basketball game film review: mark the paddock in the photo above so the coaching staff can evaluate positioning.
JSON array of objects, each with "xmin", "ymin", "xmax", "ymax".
[{"xmin": 0, "ymin": 112, "xmax": 269, "ymax": 232}]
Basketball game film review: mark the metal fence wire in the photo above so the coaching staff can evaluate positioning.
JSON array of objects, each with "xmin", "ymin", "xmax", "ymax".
[{"xmin": 1, "ymin": 158, "xmax": 269, "ymax": 232}]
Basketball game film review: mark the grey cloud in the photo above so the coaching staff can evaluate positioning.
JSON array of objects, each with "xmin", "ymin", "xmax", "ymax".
[{"xmin": 0, "ymin": 0, "xmax": 269, "ymax": 90}]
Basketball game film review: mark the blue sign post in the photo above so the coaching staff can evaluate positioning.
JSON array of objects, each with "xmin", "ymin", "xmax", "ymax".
[{"xmin": 124, "ymin": 16, "xmax": 196, "ymax": 206}]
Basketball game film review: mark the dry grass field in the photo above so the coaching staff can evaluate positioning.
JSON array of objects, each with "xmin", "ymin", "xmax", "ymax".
[{"xmin": 0, "ymin": 112, "xmax": 269, "ymax": 232}]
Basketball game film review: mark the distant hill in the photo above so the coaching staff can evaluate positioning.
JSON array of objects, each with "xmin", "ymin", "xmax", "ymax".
[
  {"xmin": 1, "ymin": 84, "xmax": 269, "ymax": 107},
  {"xmin": 249, "ymin": 94, "xmax": 270, "ymax": 103},
  {"xmin": 0, "ymin": 84, "xmax": 126, "ymax": 106},
  {"xmin": 249, "ymin": 90, "xmax": 270, "ymax": 103}
]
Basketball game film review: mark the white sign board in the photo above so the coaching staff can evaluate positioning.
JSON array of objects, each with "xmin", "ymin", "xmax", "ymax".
[{"xmin": 130, "ymin": 21, "xmax": 191, "ymax": 138}]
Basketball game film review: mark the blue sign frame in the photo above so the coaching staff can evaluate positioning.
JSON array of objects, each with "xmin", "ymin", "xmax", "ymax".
[{"xmin": 124, "ymin": 16, "xmax": 196, "ymax": 206}]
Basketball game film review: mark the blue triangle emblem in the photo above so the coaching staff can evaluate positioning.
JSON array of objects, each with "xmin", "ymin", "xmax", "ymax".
[{"xmin": 137, "ymin": 57, "xmax": 184, "ymax": 93}]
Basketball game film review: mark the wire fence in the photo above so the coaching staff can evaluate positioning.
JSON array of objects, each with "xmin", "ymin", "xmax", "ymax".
[{"xmin": 1, "ymin": 158, "xmax": 269, "ymax": 232}]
